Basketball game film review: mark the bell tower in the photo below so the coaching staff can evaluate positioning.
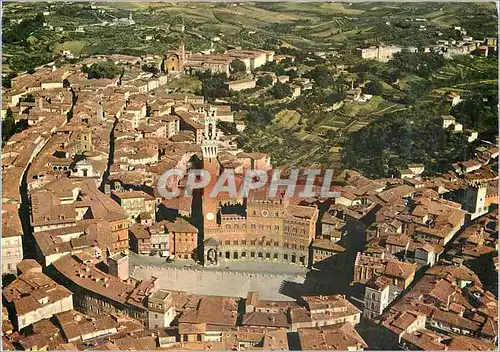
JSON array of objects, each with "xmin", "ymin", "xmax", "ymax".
[
  {"xmin": 202, "ymin": 117, "xmax": 219, "ymax": 230},
  {"xmin": 464, "ymin": 180, "xmax": 488, "ymax": 221}
]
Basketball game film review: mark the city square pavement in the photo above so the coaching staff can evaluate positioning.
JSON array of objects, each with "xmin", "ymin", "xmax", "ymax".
[{"xmin": 129, "ymin": 253, "xmax": 308, "ymax": 301}]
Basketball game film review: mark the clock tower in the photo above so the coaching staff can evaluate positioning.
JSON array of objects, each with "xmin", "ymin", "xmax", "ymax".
[{"xmin": 202, "ymin": 116, "xmax": 219, "ymax": 230}]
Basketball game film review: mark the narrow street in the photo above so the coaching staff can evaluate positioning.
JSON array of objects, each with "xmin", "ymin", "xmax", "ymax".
[{"xmin": 100, "ymin": 116, "xmax": 118, "ymax": 191}]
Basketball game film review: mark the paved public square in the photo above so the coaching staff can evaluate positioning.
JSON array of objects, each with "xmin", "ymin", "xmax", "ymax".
[{"xmin": 129, "ymin": 253, "xmax": 308, "ymax": 301}]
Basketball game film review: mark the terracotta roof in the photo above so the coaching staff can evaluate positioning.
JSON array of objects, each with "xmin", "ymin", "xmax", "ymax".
[
  {"xmin": 51, "ymin": 255, "xmax": 142, "ymax": 308},
  {"xmin": 480, "ymin": 317, "xmax": 498, "ymax": 338},
  {"xmin": 165, "ymin": 220, "xmax": 198, "ymax": 234},
  {"xmin": 426, "ymin": 265, "xmax": 481, "ymax": 285},
  {"xmin": 16, "ymin": 259, "xmax": 42, "ymax": 274},
  {"xmin": 382, "ymin": 310, "xmax": 424, "ymax": 335},
  {"xmin": 385, "ymin": 235, "xmax": 410, "ymax": 247},
  {"xmin": 401, "ymin": 330, "xmax": 446, "ymax": 350},
  {"xmin": 447, "ymin": 335, "xmax": 495, "ymax": 350},
  {"xmin": 312, "ymin": 238, "xmax": 346, "ymax": 252},
  {"xmin": 3, "ymin": 272, "xmax": 72, "ymax": 316},
  {"xmin": 178, "ymin": 295, "xmax": 239, "ymax": 327},
  {"xmin": 366, "ymin": 275, "xmax": 391, "ymax": 291},
  {"xmin": 383, "ymin": 259, "xmax": 417, "ymax": 280},
  {"xmin": 130, "ymin": 223, "xmax": 151, "ymax": 240},
  {"xmin": 55, "ymin": 310, "xmax": 118, "ymax": 342},
  {"xmin": 297, "ymin": 322, "xmax": 368, "ymax": 350},
  {"xmin": 112, "ymin": 189, "xmax": 155, "ymax": 200},
  {"xmin": 242, "ymin": 311, "xmax": 290, "ymax": 328},
  {"xmin": 427, "ymin": 278, "xmax": 456, "ymax": 305}
]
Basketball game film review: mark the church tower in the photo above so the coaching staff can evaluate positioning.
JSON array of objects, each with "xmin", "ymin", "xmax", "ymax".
[
  {"xmin": 202, "ymin": 116, "xmax": 219, "ymax": 230},
  {"xmin": 80, "ymin": 126, "xmax": 93, "ymax": 153},
  {"xmin": 162, "ymin": 24, "xmax": 186, "ymax": 74}
]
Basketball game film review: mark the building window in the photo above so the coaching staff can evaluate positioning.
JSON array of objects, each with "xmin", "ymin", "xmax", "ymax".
[
  {"xmin": 225, "ymin": 240, "xmax": 230, "ymax": 245},
  {"xmin": 266, "ymin": 241, "xmax": 271, "ymax": 246},
  {"xmin": 266, "ymin": 253, "xmax": 271, "ymax": 259},
  {"xmin": 183, "ymin": 335, "xmax": 188, "ymax": 342},
  {"xmin": 197, "ymin": 334, "xmax": 202, "ymax": 342},
  {"xmin": 274, "ymin": 241, "xmax": 279, "ymax": 247},
  {"xmin": 242, "ymin": 252, "xmax": 247, "ymax": 258},
  {"xmin": 258, "ymin": 224, "xmax": 264, "ymax": 230},
  {"xmin": 274, "ymin": 225, "xmax": 279, "ymax": 231},
  {"xmin": 233, "ymin": 240, "xmax": 238, "ymax": 245},
  {"xmin": 251, "ymin": 224, "xmax": 256, "ymax": 230},
  {"xmin": 273, "ymin": 253, "xmax": 278, "ymax": 259},
  {"xmin": 258, "ymin": 252, "xmax": 263, "ymax": 258},
  {"xmin": 242, "ymin": 240, "xmax": 247, "ymax": 245},
  {"xmin": 284, "ymin": 254, "xmax": 288, "ymax": 261},
  {"xmin": 251, "ymin": 252, "xmax": 255, "ymax": 258}
]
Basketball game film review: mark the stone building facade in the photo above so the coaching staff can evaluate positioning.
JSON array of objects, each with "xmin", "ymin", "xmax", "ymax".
[
  {"xmin": 2, "ymin": 205, "xmax": 24, "ymax": 274},
  {"xmin": 200, "ymin": 117, "xmax": 318, "ymax": 267},
  {"xmin": 111, "ymin": 190, "xmax": 156, "ymax": 222},
  {"xmin": 204, "ymin": 199, "xmax": 318, "ymax": 266}
]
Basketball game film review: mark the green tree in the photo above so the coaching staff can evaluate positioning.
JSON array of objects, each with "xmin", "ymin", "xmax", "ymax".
[
  {"xmin": 84, "ymin": 61, "xmax": 122, "ymax": 79},
  {"xmin": 199, "ymin": 73, "xmax": 229, "ymax": 99},
  {"xmin": 217, "ymin": 121, "xmax": 238, "ymax": 134},
  {"xmin": 24, "ymin": 94, "xmax": 35, "ymax": 103},
  {"xmin": 270, "ymin": 83, "xmax": 292, "ymax": 99},
  {"xmin": 230, "ymin": 60, "xmax": 246, "ymax": 73},
  {"xmin": 287, "ymin": 69, "xmax": 298, "ymax": 79},
  {"xmin": 246, "ymin": 107, "xmax": 274, "ymax": 126},
  {"xmin": 256, "ymin": 75, "xmax": 274, "ymax": 87},
  {"xmin": 2, "ymin": 73, "xmax": 16, "ymax": 88},
  {"xmin": 142, "ymin": 64, "xmax": 159, "ymax": 75},
  {"xmin": 364, "ymin": 80, "xmax": 383, "ymax": 95},
  {"xmin": 303, "ymin": 66, "xmax": 334, "ymax": 88},
  {"xmin": 2, "ymin": 109, "xmax": 16, "ymax": 142},
  {"xmin": 390, "ymin": 52, "xmax": 445, "ymax": 78},
  {"xmin": 3, "ymin": 12, "xmax": 44, "ymax": 44}
]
